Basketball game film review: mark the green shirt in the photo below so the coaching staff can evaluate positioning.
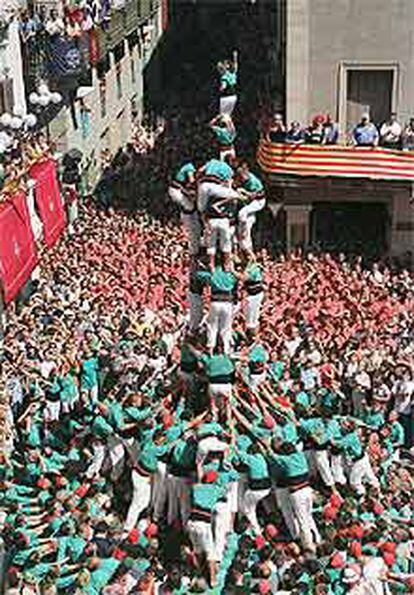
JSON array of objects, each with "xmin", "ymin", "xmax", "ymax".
[
  {"xmin": 83, "ymin": 558, "xmax": 121, "ymax": 594},
  {"xmin": 192, "ymin": 483, "xmax": 223, "ymax": 512},
  {"xmin": 202, "ymin": 354, "xmax": 235, "ymax": 382},
  {"xmin": 241, "ymin": 172, "xmax": 263, "ymax": 194},
  {"xmin": 238, "ymin": 451, "xmax": 269, "ymax": 481},
  {"xmin": 175, "ymin": 162, "xmax": 196, "ymax": 184},
  {"xmin": 81, "ymin": 357, "xmax": 99, "ymax": 388},
  {"xmin": 270, "ymin": 450, "xmax": 309, "ymax": 481},
  {"xmin": 204, "ymin": 158, "xmax": 233, "ymax": 182},
  {"xmin": 210, "ymin": 267, "xmax": 237, "ymax": 295},
  {"xmin": 212, "ymin": 126, "xmax": 236, "ymax": 146}
]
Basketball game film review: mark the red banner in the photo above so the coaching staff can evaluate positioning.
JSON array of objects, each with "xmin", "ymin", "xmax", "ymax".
[
  {"xmin": 162, "ymin": 0, "xmax": 169, "ymax": 31},
  {"xmin": 30, "ymin": 159, "xmax": 66, "ymax": 248},
  {"xmin": 0, "ymin": 190, "xmax": 38, "ymax": 303},
  {"xmin": 258, "ymin": 141, "xmax": 414, "ymax": 182}
]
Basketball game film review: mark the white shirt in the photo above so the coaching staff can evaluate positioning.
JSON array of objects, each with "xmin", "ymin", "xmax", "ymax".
[
  {"xmin": 380, "ymin": 121, "xmax": 402, "ymax": 142},
  {"xmin": 355, "ymin": 371, "xmax": 371, "ymax": 390},
  {"xmin": 393, "ymin": 380, "xmax": 414, "ymax": 415}
]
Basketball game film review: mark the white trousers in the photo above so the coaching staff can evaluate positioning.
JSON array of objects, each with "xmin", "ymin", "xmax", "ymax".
[
  {"xmin": 197, "ymin": 181, "xmax": 238, "ymax": 214},
  {"xmin": 209, "ymin": 383, "xmax": 232, "ymax": 414},
  {"xmin": 249, "ymin": 371, "xmax": 266, "ymax": 392},
  {"xmin": 242, "ymin": 487, "xmax": 270, "ymax": 534},
  {"xmin": 197, "ymin": 436, "xmax": 229, "ymax": 467},
  {"xmin": 188, "ymin": 291, "xmax": 203, "ymax": 331},
  {"xmin": 124, "ymin": 470, "xmax": 152, "ymax": 532},
  {"xmin": 245, "ymin": 291, "xmax": 264, "ymax": 330},
  {"xmin": 349, "ymin": 454, "xmax": 380, "ymax": 496},
  {"xmin": 352, "ymin": 389, "xmax": 367, "ymax": 417},
  {"xmin": 187, "ymin": 519, "xmax": 217, "ymax": 561},
  {"xmin": 107, "ymin": 436, "xmax": 125, "ymax": 482},
  {"xmin": 305, "ymin": 449, "xmax": 335, "ymax": 487},
  {"xmin": 289, "ymin": 486, "xmax": 321, "ymax": 552},
  {"xmin": 238, "ymin": 198, "xmax": 266, "ymax": 251},
  {"xmin": 219, "ymin": 146, "xmax": 236, "ymax": 161},
  {"xmin": 331, "ymin": 453, "xmax": 347, "ymax": 485},
  {"xmin": 152, "ymin": 461, "xmax": 168, "ymax": 521},
  {"xmin": 207, "ymin": 218, "xmax": 232, "ymax": 254},
  {"xmin": 86, "ymin": 442, "xmax": 106, "ymax": 479},
  {"xmin": 45, "ymin": 400, "xmax": 61, "ymax": 422},
  {"xmin": 207, "ymin": 301, "xmax": 233, "ymax": 353},
  {"xmin": 275, "ymin": 486, "xmax": 298, "ymax": 539},
  {"xmin": 167, "ymin": 474, "xmax": 191, "ymax": 526},
  {"xmin": 214, "ymin": 500, "xmax": 232, "ymax": 561},
  {"xmin": 219, "ymin": 94, "xmax": 237, "ymax": 116},
  {"xmin": 181, "ymin": 212, "xmax": 201, "ymax": 255}
]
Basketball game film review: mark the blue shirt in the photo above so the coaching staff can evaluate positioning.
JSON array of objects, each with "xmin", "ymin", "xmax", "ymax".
[{"xmin": 353, "ymin": 123, "xmax": 379, "ymax": 146}]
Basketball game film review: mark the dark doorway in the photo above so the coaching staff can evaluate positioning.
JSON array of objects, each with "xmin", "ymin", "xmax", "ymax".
[
  {"xmin": 311, "ymin": 202, "xmax": 389, "ymax": 257},
  {"xmin": 346, "ymin": 69, "xmax": 393, "ymax": 129}
]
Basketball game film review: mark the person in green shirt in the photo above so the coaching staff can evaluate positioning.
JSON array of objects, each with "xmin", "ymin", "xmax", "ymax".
[
  {"xmin": 206, "ymin": 267, "xmax": 238, "ymax": 355},
  {"xmin": 168, "ymin": 161, "xmax": 200, "ymax": 257},
  {"xmin": 235, "ymin": 161, "xmax": 266, "ymax": 257},
  {"xmin": 340, "ymin": 418, "xmax": 380, "ymax": 497},
  {"xmin": 244, "ymin": 259, "xmax": 264, "ymax": 338},
  {"xmin": 247, "ymin": 342, "xmax": 269, "ymax": 391},
  {"xmin": 201, "ymin": 350, "xmax": 235, "ymax": 420},
  {"xmin": 187, "ymin": 258, "xmax": 211, "ymax": 334},
  {"xmin": 218, "ymin": 52, "xmax": 238, "ymax": 116},
  {"xmin": 187, "ymin": 470, "xmax": 223, "ymax": 588},
  {"xmin": 80, "ymin": 350, "xmax": 99, "ymax": 409},
  {"xmin": 238, "ymin": 443, "xmax": 271, "ymax": 535},
  {"xmin": 209, "ymin": 114, "xmax": 237, "ymax": 161}
]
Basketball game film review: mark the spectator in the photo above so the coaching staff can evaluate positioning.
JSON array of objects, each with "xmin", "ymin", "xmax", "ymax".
[
  {"xmin": 322, "ymin": 114, "xmax": 339, "ymax": 145},
  {"xmin": 305, "ymin": 114, "xmax": 325, "ymax": 144},
  {"xmin": 379, "ymin": 112, "xmax": 402, "ymax": 149},
  {"xmin": 352, "ymin": 113, "xmax": 379, "ymax": 147},
  {"xmin": 45, "ymin": 9, "xmax": 65, "ymax": 37},
  {"xmin": 402, "ymin": 117, "xmax": 414, "ymax": 151},
  {"xmin": 285, "ymin": 121, "xmax": 305, "ymax": 144},
  {"xmin": 265, "ymin": 113, "xmax": 286, "ymax": 143}
]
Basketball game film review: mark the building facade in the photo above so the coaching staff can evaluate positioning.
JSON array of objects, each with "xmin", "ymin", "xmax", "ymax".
[
  {"xmin": 269, "ymin": 0, "xmax": 414, "ymax": 262},
  {"xmin": 45, "ymin": 0, "xmax": 165, "ymax": 186}
]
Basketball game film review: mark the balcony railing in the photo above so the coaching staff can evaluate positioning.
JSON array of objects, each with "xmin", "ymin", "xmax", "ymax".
[{"xmin": 258, "ymin": 139, "xmax": 414, "ymax": 183}]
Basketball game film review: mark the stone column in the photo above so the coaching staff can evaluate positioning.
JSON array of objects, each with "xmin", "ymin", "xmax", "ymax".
[
  {"xmin": 390, "ymin": 186, "xmax": 414, "ymax": 263},
  {"xmin": 284, "ymin": 204, "xmax": 313, "ymax": 252},
  {"xmin": 286, "ymin": 0, "xmax": 310, "ymax": 125}
]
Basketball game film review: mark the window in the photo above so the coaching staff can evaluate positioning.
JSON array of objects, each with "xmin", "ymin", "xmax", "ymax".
[
  {"xmin": 338, "ymin": 63, "xmax": 399, "ymax": 137},
  {"xmin": 99, "ymin": 80, "xmax": 107, "ymax": 118},
  {"xmin": 130, "ymin": 53, "xmax": 136, "ymax": 84},
  {"xmin": 0, "ymin": 77, "xmax": 14, "ymax": 114},
  {"xmin": 115, "ymin": 62, "xmax": 122, "ymax": 99},
  {"xmin": 347, "ymin": 70, "xmax": 393, "ymax": 128}
]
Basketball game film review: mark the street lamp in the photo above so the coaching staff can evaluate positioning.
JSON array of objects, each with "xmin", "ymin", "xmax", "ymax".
[{"xmin": 29, "ymin": 83, "xmax": 62, "ymax": 141}]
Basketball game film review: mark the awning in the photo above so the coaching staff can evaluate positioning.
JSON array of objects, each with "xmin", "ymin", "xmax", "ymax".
[{"xmin": 258, "ymin": 140, "xmax": 414, "ymax": 182}]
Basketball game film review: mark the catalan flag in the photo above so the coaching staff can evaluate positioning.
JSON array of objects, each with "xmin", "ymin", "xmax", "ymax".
[{"xmin": 257, "ymin": 140, "xmax": 414, "ymax": 182}]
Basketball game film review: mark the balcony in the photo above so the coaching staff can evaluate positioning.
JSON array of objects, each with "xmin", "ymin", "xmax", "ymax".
[
  {"xmin": 99, "ymin": 0, "xmax": 160, "ymax": 52},
  {"xmin": 258, "ymin": 139, "xmax": 414, "ymax": 183}
]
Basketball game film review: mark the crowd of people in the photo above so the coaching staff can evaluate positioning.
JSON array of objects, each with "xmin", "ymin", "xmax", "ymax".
[
  {"xmin": 264, "ymin": 111, "xmax": 414, "ymax": 150},
  {"xmin": 1, "ymin": 51, "xmax": 414, "ymax": 595}
]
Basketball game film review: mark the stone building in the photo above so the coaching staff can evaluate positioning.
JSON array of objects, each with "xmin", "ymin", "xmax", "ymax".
[{"xmin": 269, "ymin": 0, "xmax": 414, "ymax": 261}]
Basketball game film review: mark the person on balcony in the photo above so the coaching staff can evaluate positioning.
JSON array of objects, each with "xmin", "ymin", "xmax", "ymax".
[
  {"xmin": 402, "ymin": 118, "xmax": 414, "ymax": 151},
  {"xmin": 322, "ymin": 114, "xmax": 339, "ymax": 145},
  {"xmin": 379, "ymin": 112, "xmax": 402, "ymax": 150},
  {"xmin": 265, "ymin": 113, "xmax": 286, "ymax": 143},
  {"xmin": 352, "ymin": 114, "xmax": 379, "ymax": 147},
  {"xmin": 305, "ymin": 114, "xmax": 325, "ymax": 144},
  {"xmin": 285, "ymin": 121, "xmax": 305, "ymax": 145}
]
